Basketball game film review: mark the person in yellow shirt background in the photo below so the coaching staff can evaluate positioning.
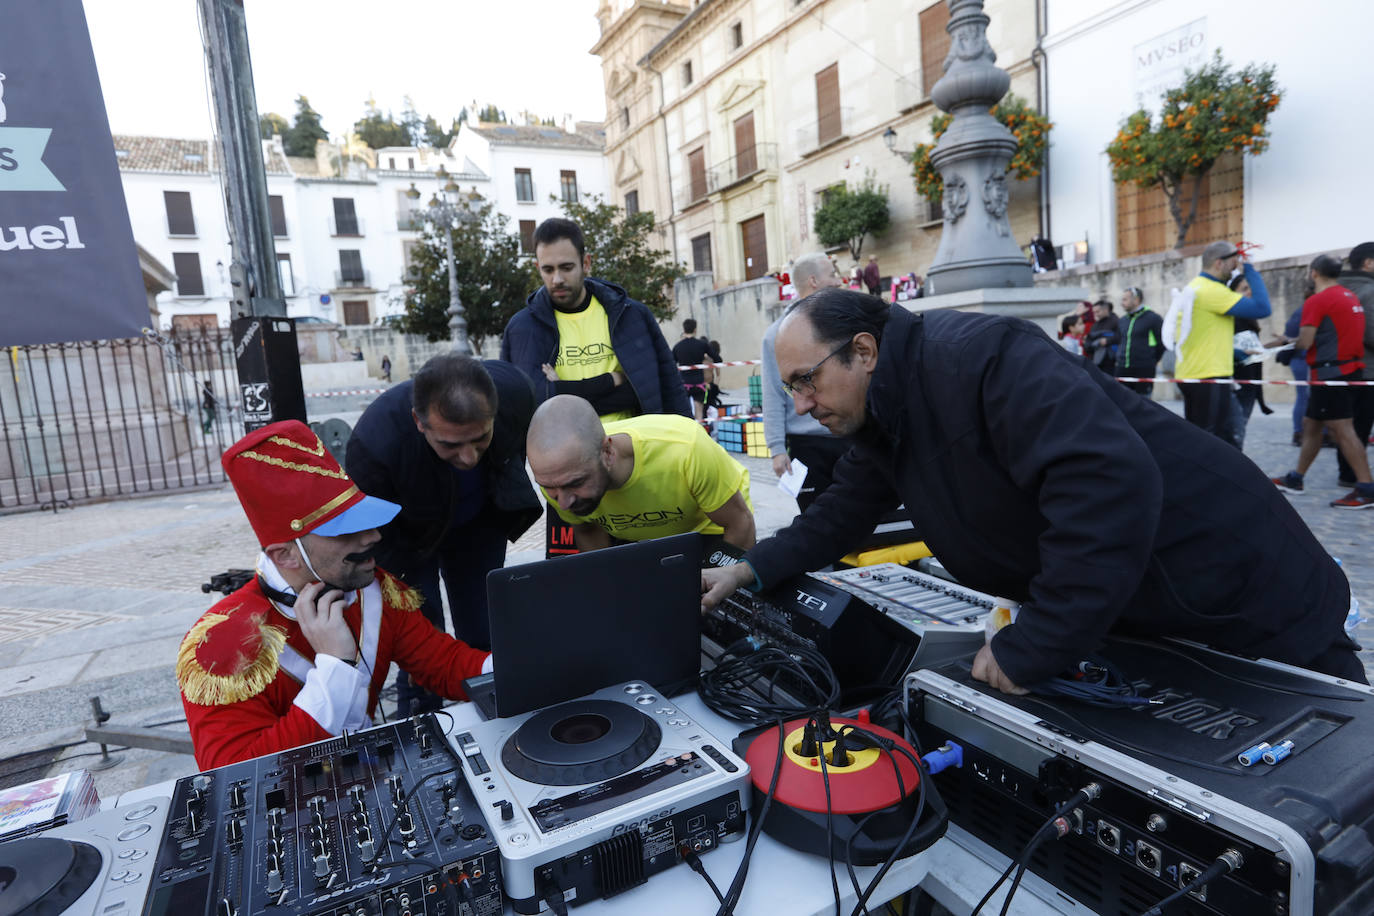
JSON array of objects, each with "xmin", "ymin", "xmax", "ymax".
[
  {"xmin": 526, "ymin": 395, "xmax": 755, "ymax": 552},
  {"xmin": 1171, "ymin": 240, "xmax": 1272, "ymax": 445}
]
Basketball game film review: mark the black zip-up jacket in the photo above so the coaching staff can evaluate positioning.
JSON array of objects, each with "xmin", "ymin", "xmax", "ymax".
[
  {"xmin": 1115, "ymin": 306, "xmax": 1165, "ymax": 377},
  {"xmin": 746, "ymin": 307, "xmax": 1348, "ymax": 686},
  {"xmin": 500, "ymin": 277, "xmax": 691, "ymax": 418},
  {"xmin": 345, "ymin": 360, "xmax": 541, "ymax": 560}
]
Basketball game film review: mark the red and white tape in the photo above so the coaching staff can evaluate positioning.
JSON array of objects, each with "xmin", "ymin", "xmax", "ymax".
[
  {"xmin": 678, "ymin": 360, "xmax": 763, "ymax": 370},
  {"xmin": 1118, "ymin": 377, "xmax": 1374, "ymax": 387}
]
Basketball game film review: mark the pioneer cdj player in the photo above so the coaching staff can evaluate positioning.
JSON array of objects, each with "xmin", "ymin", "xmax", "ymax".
[{"xmin": 450, "ymin": 681, "xmax": 750, "ymax": 914}]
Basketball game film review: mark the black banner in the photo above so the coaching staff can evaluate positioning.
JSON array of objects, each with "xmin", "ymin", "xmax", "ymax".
[{"xmin": 0, "ymin": 0, "xmax": 148, "ymax": 345}]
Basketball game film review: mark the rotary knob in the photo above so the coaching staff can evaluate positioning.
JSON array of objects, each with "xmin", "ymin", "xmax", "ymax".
[
  {"xmin": 350, "ymin": 785, "xmax": 367, "ymax": 810},
  {"xmin": 397, "ymin": 809, "xmax": 415, "ymax": 839},
  {"xmin": 265, "ymin": 855, "xmax": 284, "ymax": 895},
  {"xmin": 229, "ymin": 783, "xmax": 246, "ymax": 808},
  {"xmin": 312, "ymin": 843, "xmax": 330, "ymax": 879},
  {"xmin": 226, "ymin": 818, "xmax": 243, "ymax": 845}
]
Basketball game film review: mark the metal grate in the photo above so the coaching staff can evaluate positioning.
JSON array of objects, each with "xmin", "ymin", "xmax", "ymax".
[{"xmin": 0, "ymin": 329, "xmax": 239, "ymax": 513}]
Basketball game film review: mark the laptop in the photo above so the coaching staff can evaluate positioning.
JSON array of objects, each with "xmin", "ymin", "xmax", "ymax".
[{"xmin": 483, "ymin": 533, "xmax": 704, "ymax": 718}]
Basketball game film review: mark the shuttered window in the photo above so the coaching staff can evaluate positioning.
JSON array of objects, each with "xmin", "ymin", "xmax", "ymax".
[
  {"xmin": 815, "ymin": 64, "xmax": 841, "ymax": 146},
  {"xmin": 332, "ymin": 198, "xmax": 359, "ymax": 236},
  {"xmin": 519, "ymin": 220, "xmax": 537, "ymax": 254},
  {"xmin": 164, "ymin": 191, "xmax": 196, "ymax": 236},
  {"xmin": 269, "ymin": 195, "xmax": 288, "ymax": 237},
  {"xmin": 560, "ymin": 170, "xmax": 579, "ymax": 203},
  {"xmin": 688, "ymin": 147, "xmax": 707, "ymax": 202},
  {"xmin": 734, "ymin": 111, "xmax": 757, "ymax": 178},
  {"xmin": 624, "ymin": 190, "xmax": 639, "ymax": 217},
  {"xmin": 920, "ymin": 2, "xmax": 951, "ymax": 101},
  {"xmin": 692, "ymin": 234, "xmax": 712, "ymax": 273},
  {"xmin": 339, "ymin": 249, "xmax": 364, "ymax": 283},
  {"xmin": 172, "ymin": 252, "xmax": 204, "ymax": 296}
]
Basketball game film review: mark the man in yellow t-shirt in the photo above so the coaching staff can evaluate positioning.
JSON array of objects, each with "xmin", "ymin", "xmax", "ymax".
[
  {"xmin": 1172, "ymin": 240, "xmax": 1272, "ymax": 445},
  {"xmin": 526, "ymin": 395, "xmax": 755, "ymax": 552}
]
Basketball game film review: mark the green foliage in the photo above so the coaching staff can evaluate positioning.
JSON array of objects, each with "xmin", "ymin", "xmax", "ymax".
[
  {"xmin": 910, "ymin": 95, "xmax": 1051, "ymax": 202},
  {"xmin": 283, "ymin": 95, "xmax": 328, "ymax": 157},
  {"xmin": 812, "ymin": 177, "xmax": 890, "ymax": 261},
  {"xmin": 353, "ymin": 98, "xmax": 409, "ymax": 150},
  {"xmin": 1106, "ymin": 53, "xmax": 1280, "ymax": 249},
  {"xmin": 424, "ymin": 116, "xmax": 459, "ymax": 148},
  {"xmin": 400, "ymin": 197, "xmax": 533, "ymax": 347},
  {"xmin": 477, "ymin": 104, "xmax": 506, "ymax": 123},
  {"xmin": 558, "ymin": 194, "xmax": 686, "ymax": 319},
  {"xmin": 259, "ymin": 112, "xmax": 289, "ymax": 141}
]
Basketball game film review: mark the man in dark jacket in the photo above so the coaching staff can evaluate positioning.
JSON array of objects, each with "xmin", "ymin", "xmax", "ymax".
[
  {"xmin": 500, "ymin": 217, "xmax": 690, "ymax": 420},
  {"xmin": 1084, "ymin": 298, "xmax": 1120, "ymax": 375},
  {"xmin": 1336, "ymin": 242, "xmax": 1374, "ymax": 487},
  {"xmin": 1114, "ymin": 286, "xmax": 1165, "ymax": 395},
  {"xmin": 346, "ymin": 354, "xmax": 541, "ymax": 714},
  {"xmin": 701, "ymin": 289, "xmax": 1362, "ymax": 692}
]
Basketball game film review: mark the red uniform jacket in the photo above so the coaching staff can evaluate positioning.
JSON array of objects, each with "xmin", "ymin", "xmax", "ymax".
[{"xmin": 177, "ymin": 570, "xmax": 488, "ymax": 769}]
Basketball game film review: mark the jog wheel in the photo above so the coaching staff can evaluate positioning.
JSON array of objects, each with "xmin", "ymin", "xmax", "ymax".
[
  {"xmin": 501, "ymin": 699, "xmax": 661, "ymax": 786},
  {"xmin": 0, "ymin": 836, "xmax": 104, "ymax": 916}
]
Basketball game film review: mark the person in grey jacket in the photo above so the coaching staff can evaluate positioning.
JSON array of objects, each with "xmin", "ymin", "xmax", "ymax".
[
  {"xmin": 702, "ymin": 289, "xmax": 1360, "ymax": 693},
  {"xmin": 1336, "ymin": 242, "xmax": 1374, "ymax": 486},
  {"xmin": 763, "ymin": 252, "xmax": 848, "ymax": 511}
]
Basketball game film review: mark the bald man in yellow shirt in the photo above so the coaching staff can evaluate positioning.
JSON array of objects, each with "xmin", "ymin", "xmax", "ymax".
[{"xmin": 527, "ymin": 395, "xmax": 755, "ymax": 552}]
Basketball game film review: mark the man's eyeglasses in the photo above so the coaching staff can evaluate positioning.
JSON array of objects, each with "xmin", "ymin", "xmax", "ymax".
[{"xmin": 782, "ymin": 340, "xmax": 852, "ymax": 398}]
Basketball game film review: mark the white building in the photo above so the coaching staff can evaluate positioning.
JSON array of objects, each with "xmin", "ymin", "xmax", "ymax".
[
  {"xmin": 114, "ymin": 122, "xmax": 604, "ymax": 331},
  {"xmin": 450, "ymin": 121, "xmax": 609, "ymax": 253},
  {"xmin": 1043, "ymin": 0, "xmax": 1374, "ymax": 264}
]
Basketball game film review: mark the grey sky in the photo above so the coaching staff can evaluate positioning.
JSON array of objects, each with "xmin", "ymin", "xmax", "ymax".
[{"xmin": 83, "ymin": 0, "xmax": 608, "ymax": 140}]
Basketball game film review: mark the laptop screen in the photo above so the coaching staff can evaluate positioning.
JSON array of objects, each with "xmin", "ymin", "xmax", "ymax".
[{"xmin": 486, "ymin": 533, "xmax": 703, "ymax": 717}]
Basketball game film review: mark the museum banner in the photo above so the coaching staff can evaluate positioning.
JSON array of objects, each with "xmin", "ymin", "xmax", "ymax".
[{"xmin": 0, "ymin": 0, "xmax": 149, "ymax": 345}]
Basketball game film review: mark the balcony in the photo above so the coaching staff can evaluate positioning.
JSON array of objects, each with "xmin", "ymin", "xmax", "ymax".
[
  {"xmin": 329, "ymin": 216, "xmax": 365, "ymax": 237},
  {"xmin": 333, "ymin": 269, "xmax": 371, "ymax": 289},
  {"xmin": 676, "ymin": 143, "xmax": 778, "ymax": 210},
  {"xmin": 895, "ymin": 72, "xmax": 925, "ymax": 113},
  {"xmin": 795, "ymin": 107, "xmax": 853, "ymax": 158}
]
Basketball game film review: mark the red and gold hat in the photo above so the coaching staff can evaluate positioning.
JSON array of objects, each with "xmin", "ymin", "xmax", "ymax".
[{"xmin": 222, "ymin": 420, "xmax": 399, "ymax": 546}]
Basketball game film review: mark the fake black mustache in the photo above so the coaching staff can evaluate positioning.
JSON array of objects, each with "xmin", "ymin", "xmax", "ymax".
[{"xmin": 344, "ymin": 549, "xmax": 376, "ymax": 564}]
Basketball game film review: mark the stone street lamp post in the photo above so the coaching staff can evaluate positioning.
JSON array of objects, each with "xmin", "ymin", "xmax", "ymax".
[
  {"xmin": 923, "ymin": 0, "xmax": 1033, "ymax": 295},
  {"xmin": 406, "ymin": 167, "xmax": 477, "ymax": 353}
]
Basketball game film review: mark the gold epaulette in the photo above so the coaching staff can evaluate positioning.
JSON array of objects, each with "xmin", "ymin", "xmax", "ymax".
[
  {"xmin": 379, "ymin": 570, "xmax": 424, "ymax": 613},
  {"xmin": 177, "ymin": 605, "xmax": 287, "ymax": 706}
]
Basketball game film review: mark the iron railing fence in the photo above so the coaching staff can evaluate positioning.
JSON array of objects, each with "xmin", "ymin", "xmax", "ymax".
[{"xmin": 0, "ymin": 328, "xmax": 241, "ymax": 513}]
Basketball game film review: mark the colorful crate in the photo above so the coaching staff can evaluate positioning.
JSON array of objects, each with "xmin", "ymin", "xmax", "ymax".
[{"xmin": 714, "ymin": 417, "xmax": 769, "ymax": 457}]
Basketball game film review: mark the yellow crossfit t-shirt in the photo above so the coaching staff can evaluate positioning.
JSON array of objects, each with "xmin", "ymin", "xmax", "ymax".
[
  {"xmin": 1174, "ymin": 276, "xmax": 1242, "ymax": 380},
  {"xmin": 554, "ymin": 295, "xmax": 632, "ymax": 421},
  {"xmin": 551, "ymin": 414, "xmax": 752, "ymax": 541}
]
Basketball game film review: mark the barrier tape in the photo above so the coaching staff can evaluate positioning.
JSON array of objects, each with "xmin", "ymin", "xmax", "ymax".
[
  {"xmin": 304, "ymin": 388, "xmax": 390, "ymax": 397},
  {"xmin": 1118, "ymin": 376, "xmax": 1374, "ymax": 387},
  {"xmin": 678, "ymin": 360, "xmax": 763, "ymax": 370}
]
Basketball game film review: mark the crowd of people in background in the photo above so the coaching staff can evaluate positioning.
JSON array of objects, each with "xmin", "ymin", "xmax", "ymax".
[{"xmin": 1053, "ymin": 240, "xmax": 1374, "ymax": 509}]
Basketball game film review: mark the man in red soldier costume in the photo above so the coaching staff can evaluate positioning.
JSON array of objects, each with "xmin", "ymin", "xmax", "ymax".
[{"xmin": 177, "ymin": 420, "xmax": 491, "ymax": 769}]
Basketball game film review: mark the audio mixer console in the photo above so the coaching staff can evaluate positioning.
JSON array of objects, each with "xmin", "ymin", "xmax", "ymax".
[{"xmin": 139, "ymin": 714, "xmax": 501, "ymax": 916}]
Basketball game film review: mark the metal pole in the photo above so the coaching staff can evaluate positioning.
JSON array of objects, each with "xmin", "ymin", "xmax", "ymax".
[
  {"xmin": 444, "ymin": 227, "xmax": 470, "ymax": 354},
  {"xmin": 196, "ymin": 0, "xmax": 282, "ymax": 314}
]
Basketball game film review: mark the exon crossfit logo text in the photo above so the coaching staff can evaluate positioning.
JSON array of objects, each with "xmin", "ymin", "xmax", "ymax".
[
  {"xmin": 590, "ymin": 507, "xmax": 686, "ymax": 530},
  {"xmin": 558, "ymin": 342, "xmax": 615, "ymax": 368}
]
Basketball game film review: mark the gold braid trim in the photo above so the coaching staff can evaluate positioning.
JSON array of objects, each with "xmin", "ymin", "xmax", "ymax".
[
  {"xmin": 267, "ymin": 435, "xmax": 326, "ymax": 457},
  {"xmin": 380, "ymin": 572, "xmax": 424, "ymax": 613},
  {"xmin": 177, "ymin": 610, "xmax": 287, "ymax": 706},
  {"xmin": 236, "ymin": 449, "xmax": 349, "ymax": 479}
]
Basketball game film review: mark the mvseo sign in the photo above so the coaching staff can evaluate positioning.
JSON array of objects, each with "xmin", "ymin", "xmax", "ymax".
[
  {"xmin": 0, "ymin": 0, "xmax": 148, "ymax": 345},
  {"xmin": 1132, "ymin": 18, "xmax": 1209, "ymax": 114}
]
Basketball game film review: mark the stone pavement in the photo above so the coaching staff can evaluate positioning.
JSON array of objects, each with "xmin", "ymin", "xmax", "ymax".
[{"xmin": 0, "ymin": 400, "xmax": 1369, "ymax": 801}]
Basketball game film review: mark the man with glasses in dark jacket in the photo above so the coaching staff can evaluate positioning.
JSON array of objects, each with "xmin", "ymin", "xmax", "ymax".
[
  {"xmin": 1114, "ymin": 286, "xmax": 1164, "ymax": 395},
  {"xmin": 701, "ymin": 289, "xmax": 1362, "ymax": 694}
]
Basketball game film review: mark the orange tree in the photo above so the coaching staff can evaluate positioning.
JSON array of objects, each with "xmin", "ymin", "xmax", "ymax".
[
  {"xmin": 910, "ymin": 94, "xmax": 1050, "ymax": 203},
  {"xmin": 1107, "ymin": 53, "xmax": 1279, "ymax": 250}
]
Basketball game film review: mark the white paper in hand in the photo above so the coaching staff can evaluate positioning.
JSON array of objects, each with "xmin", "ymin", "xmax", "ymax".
[{"xmin": 778, "ymin": 458, "xmax": 809, "ymax": 498}]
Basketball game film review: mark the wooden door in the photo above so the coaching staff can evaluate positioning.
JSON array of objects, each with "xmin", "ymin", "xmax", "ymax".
[{"xmin": 741, "ymin": 216, "xmax": 767, "ymax": 281}]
